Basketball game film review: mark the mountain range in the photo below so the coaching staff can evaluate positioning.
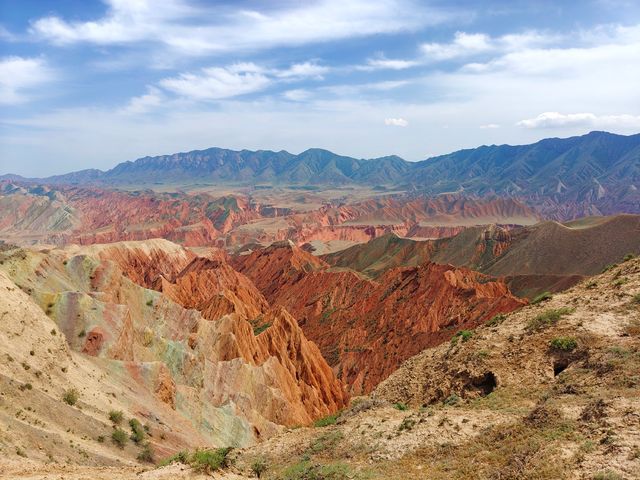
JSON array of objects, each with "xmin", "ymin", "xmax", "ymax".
[{"xmin": 4, "ymin": 131, "xmax": 639, "ymax": 219}]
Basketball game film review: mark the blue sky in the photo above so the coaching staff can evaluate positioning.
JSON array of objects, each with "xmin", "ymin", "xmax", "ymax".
[{"xmin": 1, "ymin": 0, "xmax": 640, "ymax": 176}]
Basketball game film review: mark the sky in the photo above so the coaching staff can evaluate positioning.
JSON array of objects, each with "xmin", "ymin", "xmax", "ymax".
[{"xmin": 1, "ymin": 0, "xmax": 639, "ymax": 177}]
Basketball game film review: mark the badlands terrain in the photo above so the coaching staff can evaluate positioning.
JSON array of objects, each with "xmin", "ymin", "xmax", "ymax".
[{"xmin": 1, "ymin": 131, "xmax": 639, "ymax": 479}]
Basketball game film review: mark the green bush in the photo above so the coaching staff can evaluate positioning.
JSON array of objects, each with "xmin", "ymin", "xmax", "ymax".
[
  {"xmin": 111, "ymin": 428, "xmax": 128, "ymax": 449},
  {"xmin": 487, "ymin": 313, "xmax": 507, "ymax": 327},
  {"xmin": 190, "ymin": 448, "xmax": 232, "ymax": 474},
  {"xmin": 313, "ymin": 412, "xmax": 340, "ymax": 427},
  {"xmin": 451, "ymin": 330, "xmax": 474, "ymax": 346},
  {"xmin": 623, "ymin": 253, "xmax": 635, "ymax": 262},
  {"xmin": 550, "ymin": 337, "xmax": 578, "ymax": 351},
  {"xmin": 251, "ymin": 457, "xmax": 268, "ymax": 478},
  {"xmin": 146, "ymin": 299, "xmax": 153, "ymax": 307},
  {"xmin": 158, "ymin": 450, "xmax": 189, "ymax": 467},
  {"xmin": 129, "ymin": 418, "xmax": 145, "ymax": 444},
  {"xmin": 632, "ymin": 293, "xmax": 640, "ymax": 305},
  {"xmin": 526, "ymin": 307, "xmax": 573, "ymax": 332},
  {"xmin": 62, "ymin": 388, "xmax": 79, "ymax": 406},
  {"xmin": 444, "ymin": 394, "xmax": 460, "ymax": 406},
  {"xmin": 137, "ymin": 443, "xmax": 155, "ymax": 463},
  {"xmin": 398, "ymin": 417, "xmax": 416, "ymax": 431},
  {"xmin": 393, "ymin": 402, "xmax": 408, "ymax": 411},
  {"xmin": 108, "ymin": 410, "xmax": 123, "ymax": 425},
  {"xmin": 531, "ymin": 291, "xmax": 552, "ymax": 304},
  {"xmin": 602, "ymin": 264, "xmax": 617, "ymax": 273},
  {"xmin": 282, "ymin": 461, "xmax": 353, "ymax": 480}
]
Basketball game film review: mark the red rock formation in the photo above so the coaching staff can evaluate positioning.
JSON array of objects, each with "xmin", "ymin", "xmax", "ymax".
[{"xmin": 234, "ymin": 242, "xmax": 526, "ymax": 394}]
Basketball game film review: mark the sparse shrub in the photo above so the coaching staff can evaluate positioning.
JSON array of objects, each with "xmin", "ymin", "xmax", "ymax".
[
  {"xmin": 158, "ymin": 450, "xmax": 189, "ymax": 467},
  {"xmin": 531, "ymin": 291, "xmax": 552, "ymax": 304},
  {"xmin": 526, "ymin": 307, "xmax": 573, "ymax": 332},
  {"xmin": 62, "ymin": 388, "xmax": 79, "ymax": 406},
  {"xmin": 50, "ymin": 329, "xmax": 56, "ymax": 335},
  {"xmin": 443, "ymin": 394, "xmax": 460, "ymax": 406},
  {"xmin": 622, "ymin": 253, "xmax": 635, "ymax": 262},
  {"xmin": 457, "ymin": 330, "xmax": 473, "ymax": 342},
  {"xmin": 451, "ymin": 330, "xmax": 473, "ymax": 346},
  {"xmin": 253, "ymin": 323, "xmax": 271, "ymax": 335},
  {"xmin": 612, "ymin": 277, "xmax": 627, "ymax": 287},
  {"xmin": 602, "ymin": 264, "xmax": 617, "ymax": 273},
  {"xmin": 145, "ymin": 299, "xmax": 153, "ymax": 307},
  {"xmin": 137, "ymin": 443, "xmax": 155, "ymax": 463},
  {"xmin": 78, "ymin": 329, "xmax": 86, "ymax": 338},
  {"xmin": 97, "ymin": 435, "xmax": 105, "ymax": 443},
  {"xmin": 393, "ymin": 402, "xmax": 408, "ymax": 411},
  {"xmin": 129, "ymin": 418, "xmax": 145, "ymax": 444},
  {"xmin": 282, "ymin": 461, "xmax": 354, "ymax": 480},
  {"xmin": 307, "ymin": 430, "xmax": 344, "ymax": 455},
  {"xmin": 580, "ymin": 399, "xmax": 608, "ymax": 422},
  {"xmin": 18, "ymin": 383, "xmax": 32, "ymax": 392},
  {"xmin": 585, "ymin": 280, "xmax": 597, "ymax": 289},
  {"xmin": 313, "ymin": 412, "xmax": 340, "ymax": 427},
  {"xmin": 16, "ymin": 447, "xmax": 27, "ymax": 457},
  {"xmin": 550, "ymin": 337, "xmax": 578, "ymax": 352},
  {"xmin": 398, "ymin": 417, "xmax": 416, "ymax": 431},
  {"xmin": 21, "ymin": 362, "xmax": 30, "ymax": 370},
  {"xmin": 251, "ymin": 457, "xmax": 268, "ymax": 478},
  {"xmin": 111, "ymin": 428, "xmax": 128, "ymax": 448},
  {"xmin": 29, "ymin": 350, "xmax": 34, "ymax": 356},
  {"xmin": 190, "ymin": 447, "xmax": 232, "ymax": 474},
  {"xmin": 632, "ymin": 293, "xmax": 640, "ymax": 305},
  {"xmin": 108, "ymin": 410, "xmax": 123, "ymax": 425},
  {"xmin": 593, "ymin": 471, "xmax": 623, "ymax": 480},
  {"xmin": 487, "ymin": 313, "xmax": 506, "ymax": 327}
]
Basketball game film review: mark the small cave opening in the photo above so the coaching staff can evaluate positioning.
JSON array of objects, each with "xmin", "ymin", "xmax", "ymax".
[
  {"xmin": 471, "ymin": 372, "xmax": 497, "ymax": 396},
  {"xmin": 553, "ymin": 359, "xmax": 569, "ymax": 376}
]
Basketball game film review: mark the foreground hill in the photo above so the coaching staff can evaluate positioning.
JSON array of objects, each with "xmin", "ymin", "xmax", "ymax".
[
  {"xmin": 324, "ymin": 214, "xmax": 640, "ymax": 298},
  {"xmin": 4, "ymin": 131, "xmax": 639, "ymax": 219},
  {"xmin": 2, "ymin": 245, "xmax": 639, "ymax": 479},
  {"xmin": 232, "ymin": 255, "xmax": 639, "ymax": 479},
  {"xmin": 0, "ymin": 239, "xmax": 347, "ymax": 459}
]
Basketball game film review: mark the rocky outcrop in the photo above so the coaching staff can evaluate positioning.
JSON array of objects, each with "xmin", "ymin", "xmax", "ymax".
[
  {"xmin": 0, "ymin": 241, "xmax": 348, "ymax": 446},
  {"xmin": 234, "ymin": 242, "xmax": 525, "ymax": 394}
]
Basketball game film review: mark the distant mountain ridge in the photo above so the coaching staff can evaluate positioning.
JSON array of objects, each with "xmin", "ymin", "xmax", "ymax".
[{"xmin": 3, "ymin": 131, "xmax": 639, "ymax": 218}]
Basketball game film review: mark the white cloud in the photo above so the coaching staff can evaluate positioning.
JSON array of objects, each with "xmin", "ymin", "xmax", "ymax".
[
  {"xmin": 359, "ymin": 57, "xmax": 420, "ymax": 71},
  {"xmin": 421, "ymin": 30, "xmax": 558, "ymax": 62},
  {"xmin": 122, "ymin": 86, "xmax": 165, "ymax": 114},
  {"xmin": 0, "ymin": 56, "xmax": 53, "ymax": 104},
  {"xmin": 480, "ymin": 123, "xmax": 500, "ymax": 129},
  {"xmin": 150, "ymin": 61, "xmax": 330, "ymax": 103},
  {"xmin": 517, "ymin": 112, "xmax": 640, "ymax": 129},
  {"xmin": 159, "ymin": 64, "xmax": 271, "ymax": 101},
  {"xmin": 275, "ymin": 62, "xmax": 329, "ymax": 79},
  {"xmin": 283, "ymin": 89, "xmax": 312, "ymax": 102},
  {"xmin": 421, "ymin": 32, "xmax": 493, "ymax": 60},
  {"xmin": 385, "ymin": 117, "xmax": 408, "ymax": 127},
  {"xmin": 29, "ymin": 0, "xmax": 452, "ymax": 56}
]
